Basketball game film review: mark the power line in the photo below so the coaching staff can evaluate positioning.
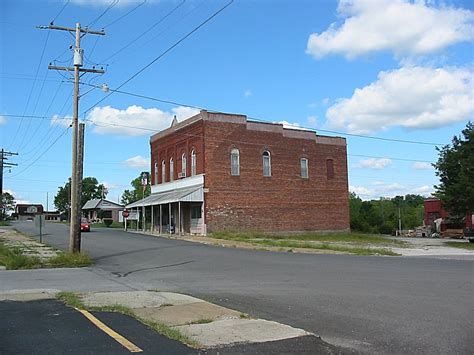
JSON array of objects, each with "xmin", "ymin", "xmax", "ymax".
[
  {"xmin": 103, "ymin": 0, "xmax": 147, "ymax": 28},
  {"xmin": 84, "ymin": 0, "xmax": 234, "ymax": 114},
  {"xmin": 100, "ymin": 0, "xmax": 186, "ymax": 64},
  {"xmin": 51, "ymin": 0, "xmax": 70, "ymax": 24},
  {"xmin": 87, "ymin": 0, "xmax": 118, "ymax": 28},
  {"xmin": 8, "ymin": 30, "xmax": 51, "ymax": 151}
]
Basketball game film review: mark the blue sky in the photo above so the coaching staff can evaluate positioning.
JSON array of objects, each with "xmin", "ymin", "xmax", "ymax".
[{"xmin": 1, "ymin": 0, "xmax": 473, "ymax": 209}]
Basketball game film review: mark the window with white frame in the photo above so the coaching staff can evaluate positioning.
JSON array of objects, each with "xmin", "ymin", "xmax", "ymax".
[
  {"xmin": 230, "ymin": 148, "xmax": 240, "ymax": 176},
  {"xmin": 161, "ymin": 160, "xmax": 166, "ymax": 183},
  {"xmin": 170, "ymin": 158, "xmax": 174, "ymax": 182},
  {"xmin": 154, "ymin": 161, "xmax": 158, "ymax": 184},
  {"xmin": 191, "ymin": 150, "xmax": 196, "ymax": 176},
  {"xmin": 262, "ymin": 150, "xmax": 271, "ymax": 177},
  {"xmin": 181, "ymin": 153, "xmax": 187, "ymax": 177},
  {"xmin": 300, "ymin": 158, "xmax": 308, "ymax": 178}
]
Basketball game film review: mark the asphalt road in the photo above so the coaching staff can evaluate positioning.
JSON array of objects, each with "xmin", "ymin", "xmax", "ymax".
[
  {"xmin": 0, "ymin": 299, "xmax": 195, "ymax": 354},
  {"xmin": 12, "ymin": 221, "xmax": 474, "ymax": 354}
]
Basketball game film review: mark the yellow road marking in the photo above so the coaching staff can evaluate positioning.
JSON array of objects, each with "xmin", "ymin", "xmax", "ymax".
[{"xmin": 75, "ymin": 307, "xmax": 143, "ymax": 353}]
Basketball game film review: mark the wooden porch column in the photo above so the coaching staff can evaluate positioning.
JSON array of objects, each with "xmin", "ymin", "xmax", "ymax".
[
  {"xmin": 151, "ymin": 205, "xmax": 154, "ymax": 233},
  {"xmin": 159, "ymin": 204, "xmax": 162, "ymax": 234},
  {"xmin": 178, "ymin": 201, "xmax": 181, "ymax": 236},
  {"xmin": 168, "ymin": 203, "xmax": 171, "ymax": 234}
]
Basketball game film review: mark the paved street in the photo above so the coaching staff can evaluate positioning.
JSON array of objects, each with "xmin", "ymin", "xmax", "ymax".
[
  {"xmin": 0, "ymin": 299, "xmax": 195, "ymax": 354},
  {"xmin": 5, "ymin": 221, "xmax": 474, "ymax": 354}
]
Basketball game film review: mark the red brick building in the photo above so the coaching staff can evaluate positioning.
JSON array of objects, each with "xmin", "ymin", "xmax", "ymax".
[
  {"xmin": 127, "ymin": 111, "xmax": 350, "ymax": 235},
  {"xmin": 424, "ymin": 198, "xmax": 473, "ymax": 231}
]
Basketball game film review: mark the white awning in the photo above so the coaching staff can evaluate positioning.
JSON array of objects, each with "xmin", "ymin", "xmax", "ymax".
[{"xmin": 126, "ymin": 185, "xmax": 203, "ymax": 209}]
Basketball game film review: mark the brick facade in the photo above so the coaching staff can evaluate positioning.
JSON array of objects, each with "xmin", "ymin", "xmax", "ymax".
[{"xmin": 150, "ymin": 111, "xmax": 350, "ymax": 234}]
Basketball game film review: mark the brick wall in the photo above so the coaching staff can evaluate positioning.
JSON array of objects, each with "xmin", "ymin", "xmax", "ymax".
[
  {"xmin": 150, "ymin": 120, "xmax": 205, "ymax": 184},
  {"xmin": 203, "ymin": 118, "xmax": 350, "ymax": 233}
]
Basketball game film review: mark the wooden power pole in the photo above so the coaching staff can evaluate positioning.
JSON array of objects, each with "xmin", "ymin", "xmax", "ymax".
[{"xmin": 39, "ymin": 23, "xmax": 105, "ymax": 252}]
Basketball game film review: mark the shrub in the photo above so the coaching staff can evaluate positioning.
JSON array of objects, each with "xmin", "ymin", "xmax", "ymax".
[{"xmin": 103, "ymin": 218, "xmax": 113, "ymax": 227}]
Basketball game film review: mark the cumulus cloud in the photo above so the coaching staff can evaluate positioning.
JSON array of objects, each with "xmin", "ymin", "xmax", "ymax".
[
  {"xmin": 124, "ymin": 155, "xmax": 150, "ymax": 169},
  {"xmin": 244, "ymin": 89, "xmax": 252, "ymax": 97},
  {"xmin": 306, "ymin": 0, "xmax": 474, "ymax": 59},
  {"xmin": 350, "ymin": 182, "xmax": 434, "ymax": 199},
  {"xmin": 354, "ymin": 158, "xmax": 392, "ymax": 169},
  {"xmin": 51, "ymin": 114, "xmax": 72, "ymax": 128},
  {"xmin": 307, "ymin": 116, "xmax": 318, "ymax": 126},
  {"xmin": 87, "ymin": 105, "xmax": 200, "ymax": 136},
  {"xmin": 0, "ymin": 115, "xmax": 6, "ymax": 125},
  {"xmin": 413, "ymin": 162, "xmax": 434, "ymax": 170},
  {"xmin": 326, "ymin": 66, "xmax": 474, "ymax": 134}
]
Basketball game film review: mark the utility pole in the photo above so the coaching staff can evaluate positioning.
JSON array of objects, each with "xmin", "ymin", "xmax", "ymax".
[
  {"xmin": 39, "ymin": 23, "xmax": 105, "ymax": 253},
  {"xmin": 0, "ymin": 149, "xmax": 18, "ymax": 220}
]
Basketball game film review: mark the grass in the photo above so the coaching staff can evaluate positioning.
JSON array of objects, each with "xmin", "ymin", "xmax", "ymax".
[
  {"xmin": 90, "ymin": 221, "xmax": 123, "ymax": 228},
  {"xmin": 211, "ymin": 231, "xmax": 405, "ymax": 245},
  {"xmin": 188, "ymin": 318, "xmax": 213, "ymax": 325},
  {"xmin": 0, "ymin": 242, "xmax": 92, "ymax": 269},
  {"xmin": 208, "ymin": 232, "xmax": 402, "ymax": 256},
  {"xmin": 56, "ymin": 292, "xmax": 200, "ymax": 348},
  {"xmin": 47, "ymin": 252, "xmax": 93, "ymax": 267},
  {"xmin": 0, "ymin": 243, "xmax": 41, "ymax": 269},
  {"xmin": 0, "ymin": 221, "xmax": 11, "ymax": 226},
  {"xmin": 445, "ymin": 241, "xmax": 474, "ymax": 250}
]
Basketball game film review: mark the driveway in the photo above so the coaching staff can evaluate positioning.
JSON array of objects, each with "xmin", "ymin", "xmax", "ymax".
[{"xmin": 8, "ymin": 221, "xmax": 473, "ymax": 354}]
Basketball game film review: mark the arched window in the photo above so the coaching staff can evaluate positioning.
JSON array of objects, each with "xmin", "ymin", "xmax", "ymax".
[
  {"xmin": 262, "ymin": 150, "xmax": 271, "ymax": 177},
  {"xmin": 300, "ymin": 158, "xmax": 308, "ymax": 178},
  {"xmin": 181, "ymin": 153, "xmax": 187, "ymax": 178},
  {"xmin": 191, "ymin": 150, "xmax": 196, "ymax": 176},
  {"xmin": 230, "ymin": 148, "xmax": 240, "ymax": 176},
  {"xmin": 326, "ymin": 159, "xmax": 334, "ymax": 180},
  {"xmin": 161, "ymin": 160, "xmax": 166, "ymax": 183},
  {"xmin": 154, "ymin": 161, "xmax": 158, "ymax": 185},
  {"xmin": 170, "ymin": 158, "xmax": 174, "ymax": 182}
]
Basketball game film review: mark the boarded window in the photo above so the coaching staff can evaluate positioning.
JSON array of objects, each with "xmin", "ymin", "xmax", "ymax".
[
  {"xmin": 231, "ymin": 148, "xmax": 240, "ymax": 176},
  {"xmin": 263, "ymin": 151, "xmax": 271, "ymax": 177},
  {"xmin": 154, "ymin": 161, "xmax": 158, "ymax": 185},
  {"xmin": 300, "ymin": 158, "xmax": 308, "ymax": 178},
  {"xmin": 191, "ymin": 206, "xmax": 201, "ymax": 219},
  {"xmin": 326, "ymin": 159, "xmax": 334, "ymax": 180}
]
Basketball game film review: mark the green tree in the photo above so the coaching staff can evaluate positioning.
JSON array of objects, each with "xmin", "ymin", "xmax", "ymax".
[
  {"xmin": 0, "ymin": 192, "xmax": 15, "ymax": 220},
  {"xmin": 54, "ymin": 177, "xmax": 107, "ymax": 214},
  {"xmin": 121, "ymin": 174, "xmax": 151, "ymax": 206},
  {"xmin": 434, "ymin": 122, "xmax": 474, "ymax": 219}
]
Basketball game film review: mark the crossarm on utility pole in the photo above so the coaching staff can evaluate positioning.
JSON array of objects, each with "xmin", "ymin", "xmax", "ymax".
[
  {"xmin": 48, "ymin": 65, "xmax": 105, "ymax": 74},
  {"xmin": 37, "ymin": 25, "xmax": 105, "ymax": 36}
]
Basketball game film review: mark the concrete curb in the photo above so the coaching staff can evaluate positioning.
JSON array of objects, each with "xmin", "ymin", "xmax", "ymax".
[{"xmin": 0, "ymin": 289, "xmax": 312, "ymax": 348}]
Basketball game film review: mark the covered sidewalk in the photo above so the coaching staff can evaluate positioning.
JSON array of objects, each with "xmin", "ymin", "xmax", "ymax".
[{"xmin": 125, "ymin": 185, "xmax": 205, "ymax": 236}]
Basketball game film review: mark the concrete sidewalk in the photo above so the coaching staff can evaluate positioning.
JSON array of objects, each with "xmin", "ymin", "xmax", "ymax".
[{"xmin": 0, "ymin": 289, "xmax": 312, "ymax": 350}]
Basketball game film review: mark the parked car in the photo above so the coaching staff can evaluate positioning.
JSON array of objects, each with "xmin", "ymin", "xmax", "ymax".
[{"xmin": 81, "ymin": 218, "xmax": 90, "ymax": 232}]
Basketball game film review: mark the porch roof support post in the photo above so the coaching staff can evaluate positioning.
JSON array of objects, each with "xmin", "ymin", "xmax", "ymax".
[
  {"xmin": 178, "ymin": 201, "xmax": 181, "ymax": 237},
  {"xmin": 169, "ymin": 203, "xmax": 171, "ymax": 234},
  {"xmin": 151, "ymin": 205, "xmax": 154, "ymax": 233},
  {"xmin": 159, "ymin": 204, "xmax": 162, "ymax": 234},
  {"xmin": 136, "ymin": 207, "xmax": 139, "ymax": 231}
]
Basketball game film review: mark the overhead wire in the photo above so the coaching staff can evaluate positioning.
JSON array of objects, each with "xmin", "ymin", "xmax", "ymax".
[
  {"xmin": 103, "ymin": 0, "xmax": 147, "ymax": 28},
  {"xmin": 84, "ymin": 0, "xmax": 234, "ymax": 114},
  {"xmin": 51, "ymin": 0, "xmax": 70, "ymax": 24},
  {"xmin": 87, "ymin": 0, "xmax": 119, "ymax": 28},
  {"xmin": 8, "ymin": 30, "xmax": 51, "ymax": 151},
  {"xmin": 99, "ymin": 0, "xmax": 186, "ymax": 64}
]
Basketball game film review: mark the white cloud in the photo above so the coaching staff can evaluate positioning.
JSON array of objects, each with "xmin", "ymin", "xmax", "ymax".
[
  {"xmin": 124, "ymin": 155, "xmax": 150, "ymax": 169},
  {"xmin": 5, "ymin": 189, "xmax": 30, "ymax": 206},
  {"xmin": 413, "ymin": 162, "xmax": 434, "ymax": 170},
  {"xmin": 87, "ymin": 105, "xmax": 200, "ymax": 136},
  {"xmin": 351, "ymin": 182, "xmax": 434, "ymax": 199},
  {"xmin": 306, "ymin": 0, "xmax": 474, "ymax": 59},
  {"xmin": 0, "ymin": 115, "xmax": 6, "ymax": 125},
  {"xmin": 326, "ymin": 66, "xmax": 474, "ymax": 134},
  {"xmin": 354, "ymin": 158, "xmax": 392, "ymax": 169},
  {"xmin": 350, "ymin": 185, "xmax": 374, "ymax": 196},
  {"xmin": 101, "ymin": 181, "xmax": 122, "ymax": 190},
  {"xmin": 244, "ymin": 89, "xmax": 252, "ymax": 97},
  {"xmin": 307, "ymin": 115, "xmax": 318, "ymax": 126},
  {"xmin": 51, "ymin": 114, "xmax": 72, "ymax": 128}
]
